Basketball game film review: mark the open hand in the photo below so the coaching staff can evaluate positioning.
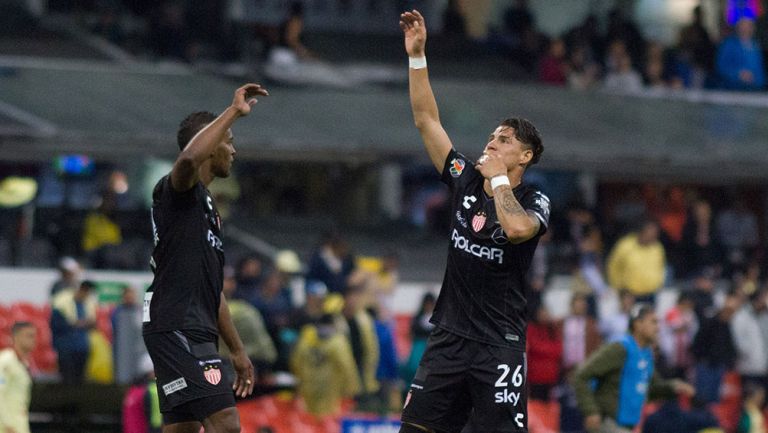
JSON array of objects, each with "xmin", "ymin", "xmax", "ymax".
[
  {"xmin": 232, "ymin": 83, "xmax": 269, "ymax": 116},
  {"xmin": 400, "ymin": 10, "xmax": 427, "ymax": 57},
  {"xmin": 231, "ymin": 350, "xmax": 255, "ymax": 398}
]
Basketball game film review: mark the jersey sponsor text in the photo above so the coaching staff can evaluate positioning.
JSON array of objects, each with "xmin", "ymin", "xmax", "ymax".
[{"xmin": 451, "ymin": 229, "xmax": 504, "ymax": 264}]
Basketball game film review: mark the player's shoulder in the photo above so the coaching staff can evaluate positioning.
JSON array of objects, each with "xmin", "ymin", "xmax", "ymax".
[{"xmin": 0, "ymin": 348, "xmax": 13, "ymax": 364}]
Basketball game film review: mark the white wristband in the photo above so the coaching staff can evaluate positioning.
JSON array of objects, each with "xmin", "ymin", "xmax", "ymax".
[
  {"xmin": 490, "ymin": 175, "xmax": 511, "ymax": 190},
  {"xmin": 409, "ymin": 56, "xmax": 427, "ymax": 70}
]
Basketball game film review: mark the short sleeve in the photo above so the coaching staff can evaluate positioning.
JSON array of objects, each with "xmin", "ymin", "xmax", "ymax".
[
  {"xmin": 520, "ymin": 189, "xmax": 551, "ymax": 234},
  {"xmin": 154, "ymin": 174, "xmax": 197, "ymax": 210},
  {"xmin": 440, "ymin": 149, "xmax": 477, "ymax": 190}
]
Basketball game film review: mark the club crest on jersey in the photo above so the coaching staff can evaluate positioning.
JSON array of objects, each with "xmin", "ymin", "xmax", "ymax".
[
  {"xmin": 472, "ymin": 211, "xmax": 487, "ymax": 232},
  {"xmin": 203, "ymin": 363, "xmax": 222, "ymax": 385},
  {"xmin": 449, "ymin": 158, "xmax": 465, "ymax": 177}
]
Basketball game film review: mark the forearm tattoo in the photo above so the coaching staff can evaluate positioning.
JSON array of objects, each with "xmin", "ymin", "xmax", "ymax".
[{"xmin": 497, "ymin": 186, "xmax": 527, "ymax": 217}]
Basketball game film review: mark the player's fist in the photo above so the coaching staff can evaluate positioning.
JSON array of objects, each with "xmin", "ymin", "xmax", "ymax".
[
  {"xmin": 400, "ymin": 10, "xmax": 427, "ymax": 57},
  {"xmin": 232, "ymin": 83, "xmax": 269, "ymax": 116}
]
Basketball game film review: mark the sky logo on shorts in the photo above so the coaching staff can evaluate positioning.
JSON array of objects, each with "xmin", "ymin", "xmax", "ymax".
[
  {"xmin": 203, "ymin": 364, "xmax": 222, "ymax": 385},
  {"xmin": 449, "ymin": 158, "xmax": 465, "ymax": 177}
]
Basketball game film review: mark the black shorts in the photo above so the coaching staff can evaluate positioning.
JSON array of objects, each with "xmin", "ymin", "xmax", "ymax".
[
  {"xmin": 144, "ymin": 330, "xmax": 236, "ymax": 424},
  {"xmin": 401, "ymin": 328, "xmax": 528, "ymax": 433}
]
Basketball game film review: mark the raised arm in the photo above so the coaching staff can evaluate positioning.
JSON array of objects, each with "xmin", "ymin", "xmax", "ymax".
[
  {"xmin": 400, "ymin": 10, "xmax": 453, "ymax": 173},
  {"xmin": 171, "ymin": 83, "xmax": 268, "ymax": 191}
]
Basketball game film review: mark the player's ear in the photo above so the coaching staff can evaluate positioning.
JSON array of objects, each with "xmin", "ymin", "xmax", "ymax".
[{"xmin": 519, "ymin": 147, "xmax": 533, "ymax": 166}]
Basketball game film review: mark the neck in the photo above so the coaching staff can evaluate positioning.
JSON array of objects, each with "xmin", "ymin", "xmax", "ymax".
[
  {"xmin": 631, "ymin": 332, "xmax": 650, "ymax": 348},
  {"xmin": 200, "ymin": 167, "xmax": 214, "ymax": 187},
  {"xmin": 483, "ymin": 168, "xmax": 524, "ymax": 196}
]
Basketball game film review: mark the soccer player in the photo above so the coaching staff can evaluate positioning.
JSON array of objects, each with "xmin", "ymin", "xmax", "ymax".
[
  {"xmin": 142, "ymin": 83, "xmax": 268, "ymax": 433},
  {"xmin": 399, "ymin": 10, "xmax": 550, "ymax": 433}
]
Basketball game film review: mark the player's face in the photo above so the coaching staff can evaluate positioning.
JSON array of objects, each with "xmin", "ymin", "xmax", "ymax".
[
  {"xmin": 637, "ymin": 313, "xmax": 659, "ymax": 345},
  {"xmin": 212, "ymin": 129, "xmax": 236, "ymax": 178},
  {"xmin": 483, "ymin": 126, "xmax": 532, "ymax": 169}
]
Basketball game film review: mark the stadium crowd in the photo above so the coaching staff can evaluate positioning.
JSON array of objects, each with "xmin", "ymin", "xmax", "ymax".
[
  {"xmin": 7, "ymin": 0, "xmax": 768, "ymax": 92},
  {"xmin": 2, "ymin": 180, "xmax": 768, "ymax": 432}
]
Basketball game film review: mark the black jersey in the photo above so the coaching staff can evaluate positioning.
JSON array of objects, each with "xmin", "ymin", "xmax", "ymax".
[
  {"xmin": 142, "ymin": 175, "xmax": 225, "ymax": 340},
  {"xmin": 431, "ymin": 149, "xmax": 550, "ymax": 350}
]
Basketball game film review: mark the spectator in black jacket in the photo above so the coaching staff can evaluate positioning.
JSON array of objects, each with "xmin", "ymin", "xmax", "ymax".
[{"xmin": 691, "ymin": 293, "xmax": 740, "ymax": 403}]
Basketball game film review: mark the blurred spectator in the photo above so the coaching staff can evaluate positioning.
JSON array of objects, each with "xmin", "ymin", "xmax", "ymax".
[
  {"xmin": 538, "ymin": 37, "xmax": 568, "ymax": 86},
  {"xmin": 570, "ymin": 224, "xmax": 611, "ymax": 317},
  {"xmin": 731, "ymin": 289, "xmax": 768, "ymax": 388},
  {"xmin": 338, "ymin": 285, "xmax": 379, "ymax": 406},
  {"xmin": 220, "ymin": 266, "xmax": 276, "ymax": 377},
  {"xmin": 306, "ymin": 232, "xmax": 355, "ymax": 294},
  {"xmin": 442, "ymin": 0, "xmax": 466, "ymax": 37},
  {"xmin": 275, "ymin": 1, "xmax": 314, "ymax": 60},
  {"xmin": 290, "ymin": 280, "xmax": 329, "ymax": 332},
  {"xmin": 559, "ymin": 293, "xmax": 601, "ymax": 432},
  {"xmin": 368, "ymin": 306, "xmax": 401, "ymax": 413},
  {"xmin": 369, "ymin": 252, "xmax": 400, "ymax": 321},
  {"xmin": 692, "ymin": 293, "xmax": 740, "ymax": 403},
  {"xmin": 654, "ymin": 187, "xmax": 688, "ymax": 271},
  {"xmin": 675, "ymin": 5, "xmax": 715, "ymax": 88},
  {"xmin": 234, "ymin": 255, "xmax": 264, "ymax": 302},
  {"xmin": 567, "ymin": 43, "xmax": 600, "ymax": 90},
  {"xmin": 717, "ymin": 198, "xmax": 759, "ymax": 274},
  {"xmin": 644, "ymin": 41, "xmax": 674, "ymax": 91},
  {"xmin": 290, "ymin": 313, "xmax": 360, "ymax": 416},
  {"xmin": 82, "ymin": 191, "xmax": 123, "ymax": 269},
  {"xmin": 690, "ymin": 267, "xmax": 717, "ymax": 320},
  {"xmin": 51, "ymin": 280, "xmax": 97, "ymax": 384},
  {"xmin": 528, "ymin": 229, "xmax": 551, "ymax": 305},
  {"xmin": 50, "ymin": 256, "xmax": 83, "ymax": 296},
  {"xmin": 502, "ymin": 0, "xmax": 541, "ymax": 72},
  {"xmin": 122, "ymin": 354, "xmax": 161, "ymax": 433},
  {"xmin": 149, "ymin": 1, "xmax": 191, "ymax": 60},
  {"xmin": 733, "ymin": 261, "xmax": 761, "ymax": 297},
  {"xmin": 681, "ymin": 199, "xmax": 723, "ymax": 278},
  {"xmin": 605, "ymin": 8, "xmax": 645, "ymax": 65},
  {"xmin": 402, "ymin": 292, "xmax": 436, "ymax": 383},
  {"xmin": 600, "ymin": 289, "xmax": 635, "ymax": 342},
  {"xmin": 526, "ymin": 304, "xmax": 562, "ymax": 401},
  {"xmin": 717, "ymin": 17, "xmax": 765, "ymax": 90},
  {"xmin": 562, "ymin": 293, "xmax": 602, "ymax": 371},
  {"xmin": 607, "ymin": 219, "xmax": 666, "ymax": 304},
  {"xmin": 0, "ymin": 322, "xmax": 36, "ymax": 433},
  {"xmin": 659, "ymin": 291, "xmax": 698, "ymax": 379},
  {"xmin": 611, "ymin": 186, "xmax": 648, "ymax": 239},
  {"xmin": 564, "ymin": 14, "xmax": 603, "ymax": 67},
  {"xmin": 112, "ymin": 285, "xmax": 146, "ymax": 385},
  {"xmin": 737, "ymin": 382, "xmax": 766, "ymax": 433},
  {"xmin": 603, "ymin": 50, "xmax": 644, "ymax": 93},
  {"xmin": 251, "ymin": 271, "xmax": 293, "ymax": 341}
]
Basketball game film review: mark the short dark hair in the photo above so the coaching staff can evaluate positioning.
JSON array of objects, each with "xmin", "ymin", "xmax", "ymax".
[
  {"xmin": 628, "ymin": 303, "xmax": 654, "ymax": 333},
  {"xmin": 177, "ymin": 111, "xmax": 217, "ymax": 151},
  {"xmin": 500, "ymin": 117, "xmax": 543, "ymax": 166},
  {"xmin": 80, "ymin": 280, "xmax": 97, "ymax": 291},
  {"xmin": 11, "ymin": 321, "xmax": 34, "ymax": 335}
]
